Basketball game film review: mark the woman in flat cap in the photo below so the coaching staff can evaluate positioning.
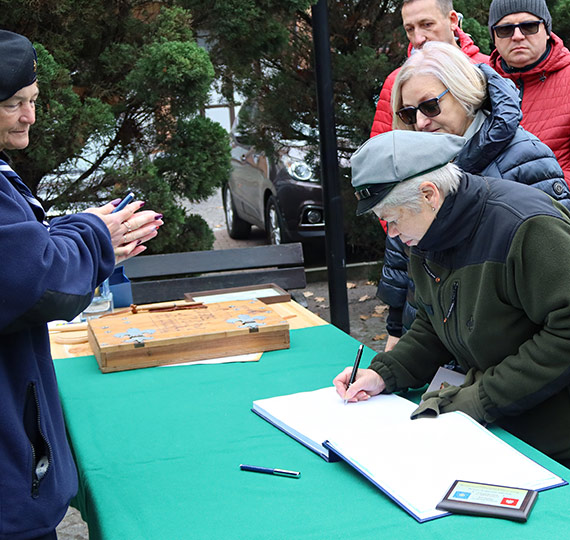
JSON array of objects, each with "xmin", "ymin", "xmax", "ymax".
[
  {"xmin": 377, "ymin": 41, "xmax": 569, "ymax": 355},
  {"xmin": 0, "ymin": 30, "xmax": 162, "ymax": 539},
  {"xmin": 334, "ymin": 130, "xmax": 570, "ymax": 469}
]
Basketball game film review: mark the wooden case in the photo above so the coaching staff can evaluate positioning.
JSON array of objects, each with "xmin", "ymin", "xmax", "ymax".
[{"xmin": 87, "ymin": 299, "xmax": 290, "ymax": 373}]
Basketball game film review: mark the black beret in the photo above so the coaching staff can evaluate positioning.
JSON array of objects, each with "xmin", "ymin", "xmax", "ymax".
[{"xmin": 0, "ymin": 30, "xmax": 38, "ymax": 101}]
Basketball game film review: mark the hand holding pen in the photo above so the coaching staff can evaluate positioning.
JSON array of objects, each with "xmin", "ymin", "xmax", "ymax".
[
  {"xmin": 332, "ymin": 344, "xmax": 386, "ymax": 402},
  {"xmin": 344, "ymin": 344, "xmax": 364, "ymax": 404}
]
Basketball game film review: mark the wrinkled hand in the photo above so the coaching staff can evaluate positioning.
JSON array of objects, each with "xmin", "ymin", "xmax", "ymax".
[
  {"xmin": 84, "ymin": 198, "xmax": 164, "ymax": 263},
  {"xmin": 333, "ymin": 367, "xmax": 386, "ymax": 402}
]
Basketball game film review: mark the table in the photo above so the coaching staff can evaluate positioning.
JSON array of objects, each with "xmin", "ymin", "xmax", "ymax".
[{"xmin": 53, "ymin": 320, "xmax": 570, "ymax": 539}]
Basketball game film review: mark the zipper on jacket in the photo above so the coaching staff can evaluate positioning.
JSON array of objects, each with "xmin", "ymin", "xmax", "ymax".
[
  {"xmin": 26, "ymin": 382, "xmax": 52, "ymax": 499},
  {"xmin": 30, "ymin": 440, "xmax": 39, "ymax": 498},
  {"xmin": 422, "ymin": 259, "xmax": 441, "ymax": 283},
  {"xmin": 440, "ymin": 281, "xmax": 471, "ymax": 367},
  {"xmin": 422, "ymin": 262, "xmax": 468, "ymax": 361},
  {"xmin": 443, "ymin": 282, "xmax": 458, "ymax": 324}
]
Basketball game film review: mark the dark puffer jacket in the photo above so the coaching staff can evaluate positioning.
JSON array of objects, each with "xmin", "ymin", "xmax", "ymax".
[{"xmin": 377, "ymin": 64, "xmax": 570, "ymax": 338}]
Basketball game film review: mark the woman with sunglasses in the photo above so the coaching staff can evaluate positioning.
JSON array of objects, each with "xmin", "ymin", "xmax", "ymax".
[{"xmin": 376, "ymin": 40, "xmax": 569, "ymax": 353}]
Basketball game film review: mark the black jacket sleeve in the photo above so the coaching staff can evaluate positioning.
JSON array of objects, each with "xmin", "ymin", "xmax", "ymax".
[{"xmin": 376, "ymin": 235, "xmax": 411, "ymax": 337}]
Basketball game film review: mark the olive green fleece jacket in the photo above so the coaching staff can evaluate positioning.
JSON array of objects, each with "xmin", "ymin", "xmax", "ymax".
[{"xmin": 370, "ymin": 173, "xmax": 570, "ymax": 465}]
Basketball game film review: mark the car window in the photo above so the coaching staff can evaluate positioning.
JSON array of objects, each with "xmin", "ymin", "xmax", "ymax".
[{"xmin": 232, "ymin": 104, "xmax": 257, "ymax": 147}]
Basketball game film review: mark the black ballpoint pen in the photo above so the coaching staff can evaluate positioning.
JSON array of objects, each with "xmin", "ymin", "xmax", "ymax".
[{"xmin": 344, "ymin": 343, "xmax": 364, "ymax": 404}]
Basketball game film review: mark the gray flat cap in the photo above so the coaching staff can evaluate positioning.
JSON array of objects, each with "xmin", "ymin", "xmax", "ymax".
[{"xmin": 351, "ymin": 130, "xmax": 465, "ymax": 216}]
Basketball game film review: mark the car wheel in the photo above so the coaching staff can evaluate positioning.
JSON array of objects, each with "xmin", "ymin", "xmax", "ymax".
[
  {"xmin": 265, "ymin": 196, "xmax": 287, "ymax": 245},
  {"xmin": 223, "ymin": 184, "xmax": 251, "ymax": 239}
]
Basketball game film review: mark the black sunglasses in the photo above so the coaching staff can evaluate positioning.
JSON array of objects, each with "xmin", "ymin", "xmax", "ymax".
[
  {"xmin": 492, "ymin": 19, "xmax": 543, "ymax": 39},
  {"xmin": 396, "ymin": 89, "xmax": 449, "ymax": 126}
]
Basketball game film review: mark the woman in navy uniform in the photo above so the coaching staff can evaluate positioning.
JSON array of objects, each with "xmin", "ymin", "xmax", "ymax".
[{"xmin": 0, "ymin": 30, "xmax": 163, "ymax": 539}]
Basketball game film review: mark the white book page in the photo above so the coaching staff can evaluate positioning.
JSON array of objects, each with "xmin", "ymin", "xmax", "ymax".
[
  {"xmin": 195, "ymin": 288, "xmax": 280, "ymax": 304},
  {"xmin": 254, "ymin": 387, "xmax": 564, "ymax": 521}
]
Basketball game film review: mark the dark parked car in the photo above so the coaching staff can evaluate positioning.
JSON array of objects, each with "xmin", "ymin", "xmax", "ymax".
[{"xmin": 223, "ymin": 113, "xmax": 325, "ymax": 245}]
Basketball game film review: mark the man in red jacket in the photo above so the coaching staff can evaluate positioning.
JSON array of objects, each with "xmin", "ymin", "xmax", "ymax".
[
  {"xmin": 488, "ymin": 0, "xmax": 570, "ymax": 186},
  {"xmin": 369, "ymin": 0, "xmax": 488, "ymax": 137}
]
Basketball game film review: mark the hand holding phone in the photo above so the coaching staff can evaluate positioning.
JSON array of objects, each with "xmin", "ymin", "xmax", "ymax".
[{"xmin": 112, "ymin": 192, "xmax": 135, "ymax": 214}]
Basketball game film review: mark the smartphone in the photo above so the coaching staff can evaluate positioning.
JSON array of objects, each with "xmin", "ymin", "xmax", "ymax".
[{"xmin": 112, "ymin": 192, "xmax": 135, "ymax": 214}]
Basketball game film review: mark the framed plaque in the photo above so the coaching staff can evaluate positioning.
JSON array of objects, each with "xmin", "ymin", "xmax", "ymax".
[{"xmin": 437, "ymin": 480, "xmax": 538, "ymax": 522}]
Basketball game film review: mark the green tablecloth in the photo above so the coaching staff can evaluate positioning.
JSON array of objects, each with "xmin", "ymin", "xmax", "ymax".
[{"xmin": 54, "ymin": 324, "xmax": 569, "ymax": 539}]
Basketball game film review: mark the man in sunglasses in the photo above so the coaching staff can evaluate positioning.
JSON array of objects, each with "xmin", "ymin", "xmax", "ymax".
[
  {"xmin": 370, "ymin": 0, "xmax": 488, "ymax": 137},
  {"xmin": 489, "ymin": 0, "xmax": 570, "ymax": 186}
]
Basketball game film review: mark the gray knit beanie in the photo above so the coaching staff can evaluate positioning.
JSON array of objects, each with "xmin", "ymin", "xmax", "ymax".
[{"xmin": 488, "ymin": 0, "xmax": 552, "ymax": 41}]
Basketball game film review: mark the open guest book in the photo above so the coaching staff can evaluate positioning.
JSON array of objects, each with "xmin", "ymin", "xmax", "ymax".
[{"xmin": 252, "ymin": 387, "xmax": 566, "ymax": 522}]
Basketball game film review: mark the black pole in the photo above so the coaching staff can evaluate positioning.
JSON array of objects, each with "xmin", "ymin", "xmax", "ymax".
[{"xmin": 311, "ymin": 0, "xmax": 350, "ymax": 333}]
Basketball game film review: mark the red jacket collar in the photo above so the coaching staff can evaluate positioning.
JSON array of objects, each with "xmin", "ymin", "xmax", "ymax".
[{"xmin": 406, "ymin": 27, "xmax": 488, "ymax": 62}]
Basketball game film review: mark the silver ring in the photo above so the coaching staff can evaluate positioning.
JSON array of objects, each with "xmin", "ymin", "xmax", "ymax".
[{"xmin": 124, "ymin": 221, "xmax": 132, "ymax": 233}]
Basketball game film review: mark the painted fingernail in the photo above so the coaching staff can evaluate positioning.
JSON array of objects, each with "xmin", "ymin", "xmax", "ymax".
[
  {"xmin": 155, "ymin": 214, "xmax": 163, "ymax": 220},
  {"xmin": 139, "ymin": 201, "xmax": 146, "ymax": 207},
  {"xmin": 111, "ymin": 198, "xmax": 122, "ymax": 206}
]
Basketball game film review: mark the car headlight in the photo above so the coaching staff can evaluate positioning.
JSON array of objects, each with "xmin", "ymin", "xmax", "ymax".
[
  {"xmin": 306, "ymin": 209, "xmax": 323, "ymax": 224},
  {"xmin": 287, "ymin": 161, "xmax": 314, "ymax": 182}
]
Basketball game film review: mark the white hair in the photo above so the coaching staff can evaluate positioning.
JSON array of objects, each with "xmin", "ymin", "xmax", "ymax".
[{"xmin": 373, "ymin": 163, "xmax": 462, "ymax": 215}]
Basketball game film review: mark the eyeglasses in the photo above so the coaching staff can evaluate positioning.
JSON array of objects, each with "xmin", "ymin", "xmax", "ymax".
[
  {"xmin": 396, "ymin": 89, "xmax": 449, "ymax": 126},
  {"xmin": 492, "ymin": 19, "xmax": 543, "ymax": 39}
]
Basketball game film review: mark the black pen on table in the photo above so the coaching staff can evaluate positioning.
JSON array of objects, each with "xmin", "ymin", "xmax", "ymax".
[
  {"xmin": 240, "ymin": 464, "xmax": 300, "ymax": 478},
  {"xmin": 344, "ymin": 343, "xmax": 364, "ymax": 405}
]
